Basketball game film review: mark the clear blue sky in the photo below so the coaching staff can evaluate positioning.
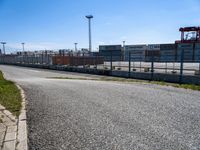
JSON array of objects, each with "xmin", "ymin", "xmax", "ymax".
[{"xmin": 0, "ymin": 0, "xmax": 199, "ymax": 52}]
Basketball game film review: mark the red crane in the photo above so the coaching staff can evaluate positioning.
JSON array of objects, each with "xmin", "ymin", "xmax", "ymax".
[{"xmin": 176, "ymin": 26, "xmax": 200, "ymax": 43}]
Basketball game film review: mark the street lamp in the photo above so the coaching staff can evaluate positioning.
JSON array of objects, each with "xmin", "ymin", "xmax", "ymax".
[
  {"xmin": 123, "ymin": 41, "xmax": 125, "ymax": 48},
  {"xmin": 74, "ymin": 43, "xmax": 78, "ymax": 52},
  {"xmin": 21, "ymin": 43, "xmax": 25, "ymax": 63},
  {"xmin": 21, "ymin": 43, "xmax": 25, "ymax": 51},
  {"xmin": 123, "ymin": 41, "xmax": 126, "ymax": 61},
  {"xmin": 1, "ymin": 42, "xmax": 6, "ymax": 55},
  {"xmin": 85, "ymin": 15, "xmax": 93, "ymax": 53}
]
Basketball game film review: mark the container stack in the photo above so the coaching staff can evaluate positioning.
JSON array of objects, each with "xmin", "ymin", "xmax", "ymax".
[
  {"xmin": 195, "ymin": 43, "xmax": 200, "ymax": 62},
  {"xmin": 124, "ymin": 45, "xmax": 146, "ymax": 61},
  {"xmin": 160, "ymin": 44, "xmax": 176, "ymax": 62},
  {"xmin": 145, "ymin": 44, "xmax": 160, "ymax": 62},
  {"xmin": 177, "ymin": 43, "xmax": 194, "ymax": 62},
  {"xmin": 99, "ymin": 45, "xmax": 122, "ymax": 61},
  {"xmin": 52, "ymin": 56, "xmax": 104, "ymax": 66}
]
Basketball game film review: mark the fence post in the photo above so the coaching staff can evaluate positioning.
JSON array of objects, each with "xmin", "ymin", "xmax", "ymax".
[
  {"xmin": 199, "ymin": 59, "xmax": 200, "ymax": 73},
  {"xmin": 179, "ymin": 49, "xmax": 184, "ymax": 83},
  {"xmin": 199, "ymin": 53, "xmax": 200, "ymax": 73},
  {"xmin": 83, "ymin": 52, "xmax": 85, "ymax": 68},
  {"xmin": 41, "ymin": 53, "xmax": 43, "ymax": 64},
  {"xmin": 151, "ymin": 54, "xmax": 154, "ymax": 80},
  {"xmin": 128, "ymin": 51, "xmax": 131, "ymax": 78},
  {"xmin": 165, "ymin": 62, "xmax": 167, "ymax": 73},
  {"xmin": 95, "ymin": 54, "xmax": 97, "ymax": 69},
  {"xmin": 110, "ymin": 51, "xmax": 112, "ymax": 71}
]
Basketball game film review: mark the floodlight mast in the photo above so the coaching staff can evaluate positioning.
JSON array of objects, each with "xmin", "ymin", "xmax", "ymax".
[
  {"xmin": 74, "ymin": 43, "xmax": 78, "ymax": 52},
  {"xmin": 21, "ymin": 43, "xmax": 25, "ymax": 52},
  {"xmin": 85, "ymin": 15, "xmax": 93, "ymax": 53},
  {"xmin": 1, "ymin": 42, "xmax": 6, "ymax": 55}
]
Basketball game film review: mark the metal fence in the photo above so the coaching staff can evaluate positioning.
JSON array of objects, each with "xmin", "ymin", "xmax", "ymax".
[
  {"xmin": 0, "ymin": 50, "xmax": 200, "ymax": 84},
  {"xmin": 102, "ymin": 50, "xmax": 200, "ymax": 83}
]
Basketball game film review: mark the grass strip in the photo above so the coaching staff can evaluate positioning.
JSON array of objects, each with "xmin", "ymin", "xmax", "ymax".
[{"xmin": 0, "ymin": 71, "xmax": 22, "ymax": 116}]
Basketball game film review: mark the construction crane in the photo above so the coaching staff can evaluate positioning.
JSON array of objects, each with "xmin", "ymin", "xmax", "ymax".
[{"xmin": 176, "ymin": 26, "xmax": 200, "ymax": 43}]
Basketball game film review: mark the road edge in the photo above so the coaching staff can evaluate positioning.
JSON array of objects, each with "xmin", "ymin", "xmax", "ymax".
[{"xmin": 16, "ymin": 85, "xmax": 28, "ymax": 150}]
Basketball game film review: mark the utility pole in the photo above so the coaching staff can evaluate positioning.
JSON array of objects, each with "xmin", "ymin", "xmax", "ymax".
[{"xmin": 85, "ymin": 15, "xmax": 93, "ymax": 53}]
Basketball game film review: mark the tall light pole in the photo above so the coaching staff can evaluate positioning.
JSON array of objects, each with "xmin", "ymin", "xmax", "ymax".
[
  {"xmin": 74, "ymin": 43, "xmax": 78, "ymax": 52},
  {"xmin": 1, "ymin": 42, "xmax": 6, "ymax": 55},
  {"xmin": 123, "ymin": 41, "xmax": 126, "ymax": 61},
  {"xmin": 123, "ymin": 41, "xmax": 125, "ymax": 49},
  {"xmin": 21, "ymin": 43, "xmax": 25, "ymax": 52},
  {"xmin": 21, "ymin": 43, "xmax": 25, "ymax": 63},
  {"xmin": 85, "ymin": 15, "xmax": 93, "ymax": 53}
]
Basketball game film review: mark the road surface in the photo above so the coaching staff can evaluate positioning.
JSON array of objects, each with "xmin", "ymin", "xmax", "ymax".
[{"xmin": 0, "ymin": 65, "xmax": 200, "ymax": 150}]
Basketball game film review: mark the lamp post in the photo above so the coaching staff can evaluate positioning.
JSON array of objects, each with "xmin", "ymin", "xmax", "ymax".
[
  {"xmin": 21, "ymin": 43, "xmax": 25, "ymax": 51},
  {"xmin": 0, "ymin": 42, "xmax": 6, "ymax": 63},
  {"xmin": 123, "ymin": 41, "xmax": 126, "ymax": 61},
  {"xmin": 1, "ymin": 42, "xmax": 6, "ymax": 55},
  {"xmin": 74, "ymin": 43, "xmax": 78, "ymax": 52},
  {"xmin": 21, "ymin": 43, "xmax": 25, "ymax": 63},
  {"xmin": 85, "ymin": 15, "xmax": 93, "ymax": 53}
]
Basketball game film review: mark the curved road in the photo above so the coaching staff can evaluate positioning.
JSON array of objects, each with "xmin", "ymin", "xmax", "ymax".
[{"xmin": 0, "ymin": 65, "xmax": 200, "ymax": 150}]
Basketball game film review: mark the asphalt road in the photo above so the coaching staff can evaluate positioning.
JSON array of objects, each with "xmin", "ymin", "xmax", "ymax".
[{"xmin": 0, "ymin": 65, "xmax": 200, "ymax": 150}]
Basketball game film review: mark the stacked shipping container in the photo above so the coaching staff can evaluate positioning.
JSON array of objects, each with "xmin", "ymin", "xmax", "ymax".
[
  {"xmin": 99, "ymin": 45, "xmax": 122, "ymax": 61},
  {"xmin": 145, "ymin": 44, "xmax": 160, "ymax": 61},
  {"xmin": 177, "ymin": 43, "xmax": 194, "ymax": 62},
  {"xmin": 124, "ymin": 45, "xmax": 146, "ymax": 61},
  {"xmin": 160, "ymin": 44, "xmax": 176, "ymax": 62},
  {"xmin": 52, "ymin": 56, "xmax": 104, "ymax": 66},
  {"xmin": 195, "ymin": 43, "xmax": 200, "ymax": 61}
]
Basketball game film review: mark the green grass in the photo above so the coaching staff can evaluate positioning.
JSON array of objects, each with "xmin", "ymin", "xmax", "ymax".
[
  {"xmin": 0, "ymin": 71, "xmax": 22, "ymax": 116},
  {"xmin": 48, "ymin": 76, "xmax": 200, "ymax": 91}
]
